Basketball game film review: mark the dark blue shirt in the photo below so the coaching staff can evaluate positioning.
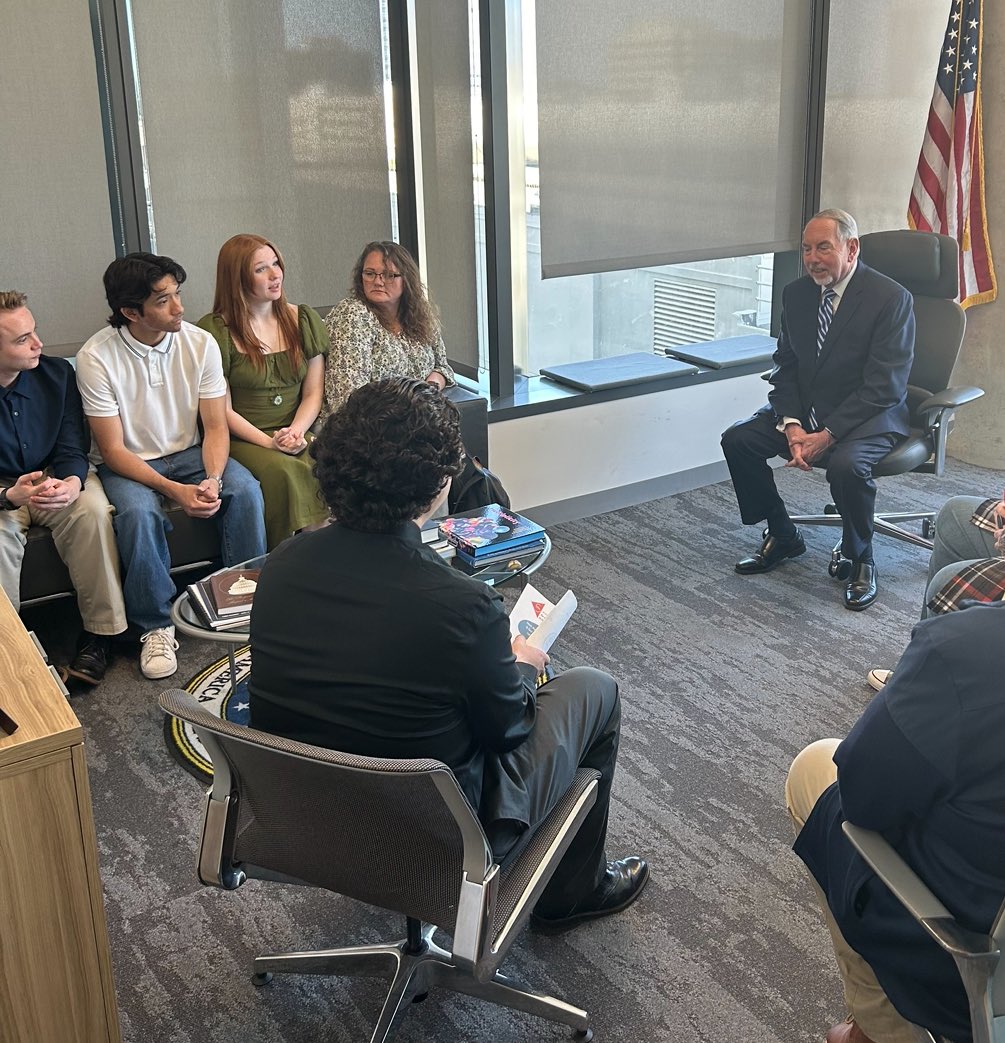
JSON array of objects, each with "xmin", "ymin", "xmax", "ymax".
[
  {"xmin": 794, "ymin": 600, "xmax": 1005, "ymax": 1042},
  {"xmin": 0, "ymin": 356, "xmax": 89, "ymax": 485}
]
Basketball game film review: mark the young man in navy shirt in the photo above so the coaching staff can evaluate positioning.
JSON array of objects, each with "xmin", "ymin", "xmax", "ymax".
[{"xmin": 0, "ymin": 291, "xmax": 126, "ymax": 684}]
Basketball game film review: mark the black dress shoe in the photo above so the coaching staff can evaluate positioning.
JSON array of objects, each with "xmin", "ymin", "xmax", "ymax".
[
  {"xmin": 844, "ymin": 562, "xmax": 878, "ymax": 611},
  {"xmin": 735, "ymin": 529, "xmax": 806, "ymax": 574},
  {"xmin": 64, "ymin": 632, "xmax": 113, "ymax": 686},
  {"xmin": 530, "ymin": 856, "xmax": 650, "ymax": 934}
]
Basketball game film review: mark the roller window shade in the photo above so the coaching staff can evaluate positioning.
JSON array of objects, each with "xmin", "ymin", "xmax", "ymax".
[
  {"xmin": 1, "ymin": 0, "xmax": 116, "ymax": 351},
  {"xmin": 128, "ymin": 0, "xmax": 392, "ymax": 315},
  {"xmin": 535, "ymin": 1, "xmax": 812, "ymax": 279}
]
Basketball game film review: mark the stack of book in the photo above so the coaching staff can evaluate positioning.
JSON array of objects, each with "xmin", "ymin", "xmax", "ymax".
[
  {"xmin": 438, "ymin": 504, "xmax": 546, "ymax": 574},
  {"xmin": 420, "ymin": 518, "xmax": 457, "ymax": 562},
  {"xmin": 186, "ymin": 565, "xmax": 261, "ymax": 631}
]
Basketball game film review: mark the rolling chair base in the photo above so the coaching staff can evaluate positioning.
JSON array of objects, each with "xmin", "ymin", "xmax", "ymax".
[
  {"xmin": 251, "ymin": 921, "xmax": 592, "ymax": 1043},
  {"xmin": 789, "ymin": 507, "xmax": 936, "ymax": 554}
]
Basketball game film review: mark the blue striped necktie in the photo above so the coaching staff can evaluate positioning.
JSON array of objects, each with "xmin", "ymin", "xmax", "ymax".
[
  {"xmin": 816, "ymin": 287, "xmax": 836, "ymax": 356},
  {"xmin": 808, "ymin": 287, "xmax": 837, "ymax": 430}
]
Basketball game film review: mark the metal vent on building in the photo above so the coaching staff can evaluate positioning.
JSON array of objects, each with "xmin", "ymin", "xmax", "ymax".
[{"xmin": 653, "ymin": 279, "xmax": 716, "ymax": 350}]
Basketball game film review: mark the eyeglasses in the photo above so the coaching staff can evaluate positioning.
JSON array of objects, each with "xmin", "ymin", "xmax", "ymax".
[{"xmin": 361, "ymin": 269, "xmax": 403, "ymax": 283}]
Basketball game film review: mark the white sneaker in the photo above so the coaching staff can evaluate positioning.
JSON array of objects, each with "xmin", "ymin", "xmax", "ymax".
[
  {"xmin": 867, "ymin": 668, "xmax": 892, "ymax": 692},
  {"xmin": 140, "ymin": 626, "xmax": 179, "ymax": 679}
]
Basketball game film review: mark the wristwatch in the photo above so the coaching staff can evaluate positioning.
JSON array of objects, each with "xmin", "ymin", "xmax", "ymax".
[
  {"xmin": 0, "ymin": 487, "xmax": 18, "ymax": 511},
  {"xmin": 206, "ymin": 474, "xmax": 224, "ymax": 492}
]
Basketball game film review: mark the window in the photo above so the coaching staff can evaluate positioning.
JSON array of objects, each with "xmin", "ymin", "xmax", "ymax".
[
  {"xmin": 125, "ymin": 0, "xmax": 394, "ymax": 314},
  {"xmin": 518, "ymin": 0, "xmax": 782, "ymax": 375}
]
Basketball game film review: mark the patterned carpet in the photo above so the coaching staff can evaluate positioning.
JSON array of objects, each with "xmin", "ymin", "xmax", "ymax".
[{"xmin": 23, "ymin": 457, "xmax": 999, "ymax": 1043}]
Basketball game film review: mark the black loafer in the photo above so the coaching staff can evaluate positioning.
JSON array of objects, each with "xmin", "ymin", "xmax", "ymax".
[
  {"xmin": 531, "ymin": 856, "xmax": 650, "ymax": 934},
  {"xmin": 844, "ymin": 562, "xmax": 878, "ymax": 611},
  {"xmin": 64, "ymin": 633, "xmax": 113, "ymax": 686},
  {"xmin": 735, "ymin": 530, "xmax": 806, "ymax": 574}
]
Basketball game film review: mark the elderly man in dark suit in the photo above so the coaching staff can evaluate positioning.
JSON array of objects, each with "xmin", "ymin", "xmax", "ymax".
[{"xmin": 721, "ymin": 209, "xmax": 915, "ymax": 610}]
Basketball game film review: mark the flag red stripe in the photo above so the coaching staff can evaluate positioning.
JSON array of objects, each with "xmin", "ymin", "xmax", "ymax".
[{"xmin": 909, "ymin": 0, "xmax": 996, "ymax": 309}]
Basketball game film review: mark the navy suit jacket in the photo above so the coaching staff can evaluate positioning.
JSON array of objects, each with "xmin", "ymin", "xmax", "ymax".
[
  {"xmin": 766, "ymin": 261, "xmax": 915, "ymax": 442},
  {"xmin": 795, "ymin": 600, "xmax": 1005, "ymax": 1041}
]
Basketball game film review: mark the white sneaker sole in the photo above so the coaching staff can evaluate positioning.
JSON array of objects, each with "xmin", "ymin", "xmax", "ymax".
[
  {"xmin": 141, "ymin": 660, "xmax": 178, "ymax": 680},
  {"xmin": 866, "ymin": 668, "xmax": 892, "ymax": 692}
]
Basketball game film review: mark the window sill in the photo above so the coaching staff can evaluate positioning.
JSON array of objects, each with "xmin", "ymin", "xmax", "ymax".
[{"xmin": 455, "ymin": 358, "xmax": 771, "ymax": 423}]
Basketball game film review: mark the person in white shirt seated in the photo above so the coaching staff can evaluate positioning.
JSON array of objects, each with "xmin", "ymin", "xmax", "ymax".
[{"xmin": 75, "ymin": 252, "xmax": 266, "ymax": 679}]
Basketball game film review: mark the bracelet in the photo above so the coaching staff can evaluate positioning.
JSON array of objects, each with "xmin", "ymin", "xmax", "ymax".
[{"xmin": 206, "ymin": 474, "xmax": 224, "ymax": 492}]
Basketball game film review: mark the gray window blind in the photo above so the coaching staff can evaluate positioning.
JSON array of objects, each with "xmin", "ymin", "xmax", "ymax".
[
  {"xmin": 127, "ymin": 0, "xmax": 393, "ymax": 316},
  {"xmin": 534, "ymin": 1, "xmax": 811, "ymax": 278},
  {"xmin": 1, "ymin": 1, "xmax": 115, "ymax": 352}
]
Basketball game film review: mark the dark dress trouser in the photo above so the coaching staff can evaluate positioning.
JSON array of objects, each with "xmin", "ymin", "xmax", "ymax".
[
  {"xmin": 483, "ymin": 666, "xmax": 620, "ymax": 915},
  {"xmin": 721, "ymin": 410, "xmax": 898, "ymax": 562}
]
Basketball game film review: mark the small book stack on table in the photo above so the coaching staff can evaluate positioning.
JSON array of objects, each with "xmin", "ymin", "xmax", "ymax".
[
  {"xmin": 438, "ymin": 503, "xmax": 546, "ymax": 574},
  {"xmin": 419, "ymin": 518, "xmax": 457, "ymax": 561},
  {"xmin": 186, "ymin": 566, "xmax": 261, "ymax": 631}
]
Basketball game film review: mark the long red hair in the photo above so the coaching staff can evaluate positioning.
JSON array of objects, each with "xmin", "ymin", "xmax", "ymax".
[{"xmin": 210, "ymin": 234, "xmax": 303, "ymax": 372}]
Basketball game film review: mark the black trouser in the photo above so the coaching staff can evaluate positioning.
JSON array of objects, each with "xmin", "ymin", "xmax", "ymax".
[
  {"xmin": 484, "ymin": 666, "xmax": 620, "ymax": 914},
  {"xmin": 721, "ymin": 409, "xmax": 898, "ymax": 562}
]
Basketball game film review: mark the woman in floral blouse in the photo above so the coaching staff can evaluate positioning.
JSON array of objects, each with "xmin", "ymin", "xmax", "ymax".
[{"xmin": 322, "ymin": 241, "xmax": 454, "ymax": 420}]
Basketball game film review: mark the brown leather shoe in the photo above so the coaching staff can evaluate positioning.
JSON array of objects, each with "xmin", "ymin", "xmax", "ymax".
[{"xmin": 825, "ymin": 1016, "xmax": 878, "ymax": 1043}]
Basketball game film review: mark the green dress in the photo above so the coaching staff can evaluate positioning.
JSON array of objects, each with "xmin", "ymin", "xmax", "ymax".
[{"xmin": 198, "ymin": 306, "xmax": 329, "ymax": 550}]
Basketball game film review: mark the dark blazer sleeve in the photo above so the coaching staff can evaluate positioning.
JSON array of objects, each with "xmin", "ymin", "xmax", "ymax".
[
  {"xmin": 766, "ymin": 284, "xmax": 803, "ymax": 421},
  {"xmin": 824, "ymin": 279, "xmax": 915, "ymax": 441},
  {"xmin": 463, "ymin": 591, "xmax": 537, "ymax": 755},
  {"xmin": 48, "ymin": 360, "xmax": 90, "ymax": 485}
]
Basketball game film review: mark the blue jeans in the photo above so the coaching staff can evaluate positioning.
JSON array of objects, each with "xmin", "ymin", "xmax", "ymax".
[{"xmin": 98, "ymin": 446, "xmax": 266, "ymax": 632}]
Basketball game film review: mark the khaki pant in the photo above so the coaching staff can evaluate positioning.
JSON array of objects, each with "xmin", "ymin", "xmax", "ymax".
[
  {"xmin": 0, "ymin": 471, "xmax": 126, "ymax": 635},
  {"xmin": 785, "ymin": 740, "xmax": 932, "ymax": 1043}
]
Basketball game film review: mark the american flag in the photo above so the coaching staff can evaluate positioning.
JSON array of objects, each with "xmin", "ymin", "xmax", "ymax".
[{"xmin": 908, "ymin": 0, "xmax": 996, "ymax": 308}]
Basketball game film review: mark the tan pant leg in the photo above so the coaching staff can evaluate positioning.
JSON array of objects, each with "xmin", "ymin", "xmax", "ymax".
[
  {"xmin": 0, "ymin": 505, "xmax": 31, "ymax": 611},
  {"xmin": 34, "ymin": 474, "xmax": 127, "ymax": 635},
  {"xmin": 785, "ymin": 741, "xmax": 930, "ymax": 1043}
]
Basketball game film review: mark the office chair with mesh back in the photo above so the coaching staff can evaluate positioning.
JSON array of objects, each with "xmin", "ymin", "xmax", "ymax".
[
  {"xmin": 844, "ymin": 822, "xmax": 1005, "ymax": 1043},
  {"xmin": 789, "ymin": 230, "xmax": 984, "ymax": 577},
  {"xmin": 159, "ymin": 689, "xmax": 600, "ymax": 1043}
]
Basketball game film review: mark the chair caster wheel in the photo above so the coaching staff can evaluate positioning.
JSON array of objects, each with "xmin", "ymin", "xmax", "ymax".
[
  {"xmin": 574, "ymin": 1030, "xmax": 593, "ymax": 1041},
  {"xmin": 829, "ymin": 553, "xmax": 853, "ymax": 581},
  {"xmin": 253, "ymin": 972, "xmax": 273, "ymax": 987},
  {"xmin": 824, "ymin": 503, "xmax": 839, "ymax": 516},
  {"xmin": 411, "ymin": 991, "xmax": 429, "ymax": 1004},
  {"xmin": 922, "ymin": 518, "xmax": 936, "ymax": 539}
]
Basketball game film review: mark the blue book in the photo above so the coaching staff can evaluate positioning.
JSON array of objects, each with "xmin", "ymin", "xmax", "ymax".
[
  {"xmin": 439, "ymin": 504, "xmax": 545, "ymax": 558},
  {"xmin": 454, "ymin": 536, "xmax": 547, "ymax": 568}
]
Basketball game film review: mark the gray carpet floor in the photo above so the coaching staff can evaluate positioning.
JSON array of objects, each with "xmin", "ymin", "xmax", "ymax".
[{"xmin": 23, "ymin": 457, "xmax": 1001, "ymax": 1043}]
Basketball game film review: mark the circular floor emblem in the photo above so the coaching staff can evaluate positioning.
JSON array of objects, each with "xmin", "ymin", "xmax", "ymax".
[{"xmin": 164, "ymin": 646, "xmax": 252, "ymax": 783}]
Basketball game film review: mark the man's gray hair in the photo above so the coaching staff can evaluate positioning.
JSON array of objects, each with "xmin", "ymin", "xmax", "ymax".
[{"xmin": 813, "ymin": 208, "xmax": 858, "ymax": 242}]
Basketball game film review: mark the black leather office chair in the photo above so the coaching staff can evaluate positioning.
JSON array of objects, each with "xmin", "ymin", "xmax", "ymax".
[
  {"xmin": 790, "ymin": 230, "xmax": 984, "ymax": 575},
  {"xmin": 159, "ymin": 689, "xmax": 600, "ymax": 1043},
  {"xmin": 844, "ymin": 822, "xmax": 1005, "ymax": 1043}
]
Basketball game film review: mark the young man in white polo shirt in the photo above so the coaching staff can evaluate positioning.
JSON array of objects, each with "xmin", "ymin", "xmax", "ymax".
[{"xmin": 76, "ymin": 253, "xmax": 266, "ymax": 679}]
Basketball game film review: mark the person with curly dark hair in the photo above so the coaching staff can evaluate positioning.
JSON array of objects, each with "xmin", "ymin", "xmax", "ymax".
[
  {"xmin": 249, "ymin": 378, "xmax": 648, "ymax": 932},
  {"xmin": 321, "ymin": 241, "xmax": 455, "ymax": 419}
]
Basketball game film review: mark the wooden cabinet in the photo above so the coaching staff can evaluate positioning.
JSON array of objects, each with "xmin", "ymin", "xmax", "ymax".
[{"xmin": 0, "ymin": 591, "xmax": 121, "ymax": 1043}]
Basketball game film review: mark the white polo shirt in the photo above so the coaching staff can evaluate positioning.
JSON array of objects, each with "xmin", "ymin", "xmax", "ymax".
[{"xmin": 76, "ymin": 321, "xmax": 226, "ymax": 462}]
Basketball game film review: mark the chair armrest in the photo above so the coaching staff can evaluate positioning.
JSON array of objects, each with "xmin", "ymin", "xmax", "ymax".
[
  {"xmin": 842, "ymin": 823, "xmax": 952, "ymax": 921},
  {"xmin": 916, "ymin": 386, "xmax": 985, "ymax": 414}
]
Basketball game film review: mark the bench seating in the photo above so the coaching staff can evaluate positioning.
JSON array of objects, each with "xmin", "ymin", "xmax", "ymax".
[{"xmin": 19, "ymin": 385, "xmax": 490, "ymax": 607}]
